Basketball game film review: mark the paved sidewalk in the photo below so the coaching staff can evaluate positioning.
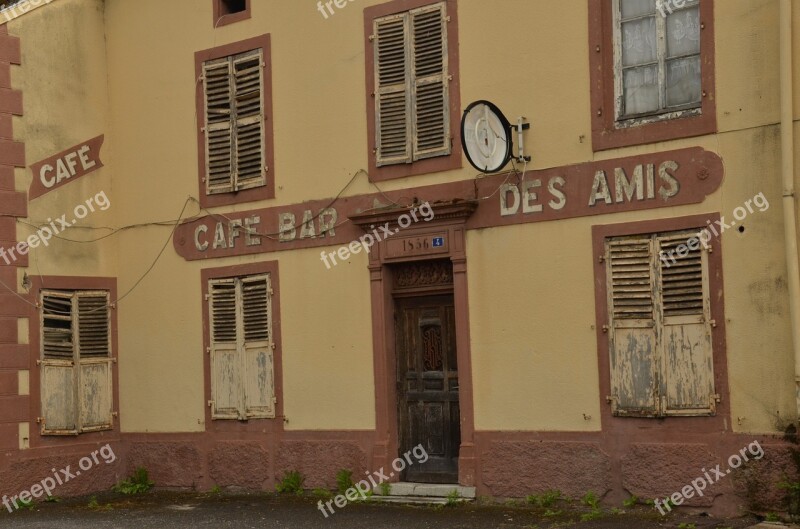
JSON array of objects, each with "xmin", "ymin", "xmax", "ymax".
[{"xmin": 0, "ymin": 492, "xmax": 765, "ymax": 529}]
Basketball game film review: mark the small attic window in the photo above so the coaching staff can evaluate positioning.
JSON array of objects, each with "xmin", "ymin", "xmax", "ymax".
[
  {"xmin": 213, "ymin": 0, "xmax": 250, "ymax": 27},
  {"xmin": 221, "ymin": 0, "xmax": 246, "ymax": 15}
]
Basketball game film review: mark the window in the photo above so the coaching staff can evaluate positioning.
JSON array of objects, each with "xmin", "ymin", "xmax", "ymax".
[
  {"xmin": 615, "ymin": 0, "xmax": 700, "ymax": 120},
  {"xmin": 39, "ymin": 290, "xmax": 113, "ymax": 435},
  {"xmin": 365, "ymin": 0, "xmax": 461, "ymax": 181},
  {"xmin": 604, "ymin": 230, "xmax": 717, "ymax": 417},
  {"xmin": 213, "ymin": 0, "xmax": 250, "ymax": 27},
  {"xmin": 588, "ymin": 0, "xmax": 716, "ymax": 150},
  {"xmin": 208, "ymin": 273, "xmax": 275, "ymax": 420},
  {"xmin": 195, "ymin": 35, "xmax": 274, "ymax": 207}
]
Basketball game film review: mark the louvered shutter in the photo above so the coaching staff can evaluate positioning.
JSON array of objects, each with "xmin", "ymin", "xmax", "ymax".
[
  {"xmin": 410, "ymin": 3, "xmax": 450, "ymax": 160},
  {"xmin": 204, "ymin": 58, "xmax": 235, "ymax": 194},
  {"xmin": 241, "ymin": 275, "xmax": 275, "ymax": 418},
  {"xmin": 374, "ymin": 13, "xmax": 412, "ymax": 165},
  {"xmin": 76, "ymin": 292, "xmax": 113, "ymax": 431},
  {"xmin": 40, "ymin": 291, "xmax": 78, "ymax": 434},
  {"xmin": 656, "ymin": 232, "xmax": 716, "ymax": 415},
  {"xmin": 606, "ymin": 237, "xmax": 658, "ymax": 416},
  {"xmin": 232, "ymin": 49, "xmax": 266, "ymax": 190},
  {"xmin": 209, "ymin": 279, "xmax": 244, "ymax": 419}
]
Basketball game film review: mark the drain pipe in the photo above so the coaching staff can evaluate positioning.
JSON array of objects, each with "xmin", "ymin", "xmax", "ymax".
[{"xmin": 779, "ymin": 0, "xmax": 800, "ymax": 422}]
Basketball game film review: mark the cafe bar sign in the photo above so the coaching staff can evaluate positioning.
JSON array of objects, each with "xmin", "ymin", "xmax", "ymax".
[{"xmin": 173, "ymin": 147, "xmax": 723, "ymax": 261}]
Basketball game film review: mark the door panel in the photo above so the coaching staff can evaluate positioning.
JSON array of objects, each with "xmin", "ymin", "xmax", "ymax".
[{"xmin": 396, "ymin": 295, "xmax": 459, "ymax": 483}]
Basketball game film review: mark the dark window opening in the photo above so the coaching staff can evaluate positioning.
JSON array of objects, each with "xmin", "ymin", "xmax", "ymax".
[{"xmin": 221, "ymin": 0, "xmax": 247, "ymax": 15}]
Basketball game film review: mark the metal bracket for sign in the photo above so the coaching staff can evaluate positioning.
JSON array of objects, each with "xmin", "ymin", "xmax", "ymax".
[{"xmin": 514, "ymin": 117, "xmax": 531, "ymax": 163}]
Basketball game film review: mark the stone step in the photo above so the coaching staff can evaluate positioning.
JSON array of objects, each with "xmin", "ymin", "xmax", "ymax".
[{"xmin": 372, "ymin": 482, "xmax": 476, "ymax": 499}]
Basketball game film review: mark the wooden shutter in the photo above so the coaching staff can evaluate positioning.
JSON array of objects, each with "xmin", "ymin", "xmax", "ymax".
[
  {"xmin": 656, "ymin": 232, "xmax": 716, "ymax": 415},
  {"xmin": 606, "ymin": 237, "xmax": 658, "ymax": 416},
  {"xmin": 232, "ymin": 49, "xmax": 266, "ymax": 191},
  {"xmin": 76, "ymin": 292, "xmax": 113, "ymax": 431},
  {"xmin": 203, "ymin": 58, "xmax": 235, "ymax": 194},
  {"xmin": 374, "ymin": 13, "xmax": 412, "ymax": 166},
  {"xmin": 241, "ymin": 275, "xmax": 275, "ymax": 418},
  {"xmin": 209, "ymin": 279, "xmax": 243, "ymax": 419},
  {"xmin": 40, "ymin": 291, "xmax": 77, "ymax": 434},
  {"xmin": 410, "ymin": 3, "xmax": 450, "ymax": 160}
]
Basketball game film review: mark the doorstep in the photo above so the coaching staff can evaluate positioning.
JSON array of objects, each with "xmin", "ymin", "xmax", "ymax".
[{"xmin": 370, "ymin": 482, "xmax": 476, "ymax": 505}]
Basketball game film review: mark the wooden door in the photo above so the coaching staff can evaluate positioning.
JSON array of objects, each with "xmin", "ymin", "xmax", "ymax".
[{"xmin": 396, "ymin": 295, "xmax": 459, "ymax": 483}]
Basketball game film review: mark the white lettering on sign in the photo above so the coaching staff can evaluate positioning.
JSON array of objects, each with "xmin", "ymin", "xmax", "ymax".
[
  {"xmin": 194, "ymin": 214, "xmax": 263, "ymax": 252},
  {"xmin": 40, "ymin": 145, "xmax": 98, "ymax": 189},
  {"xmin": 278, "ymin": 207, "xmax": 338, "ymax": 243},
  {"xmin": 589, "ymin": 161, "xmax": 679, "ymax": 206},
  {"xmin": 500, "ymin": 176, "xmax": 567, "ymax": 217}
]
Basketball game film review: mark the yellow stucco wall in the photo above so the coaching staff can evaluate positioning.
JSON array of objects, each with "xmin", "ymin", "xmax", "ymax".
[{"xmin": 9, "ymin": 0, "xmax": 798, "ymax": 435}]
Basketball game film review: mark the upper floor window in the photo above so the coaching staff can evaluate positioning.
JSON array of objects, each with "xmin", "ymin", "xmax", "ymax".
[
  {"xmin": 615, "ymin": 0, "xmax": 701, "ymax": 121},
  {"xmin": 40, "ymin": 290, "xmax": 113, "ymax": 435},
  {"xmin": 588, "ymin": 0, "xmax": 716, "ymax": 151},
  {"xmin": 365, "ymin": 0, "xmax": 462, "ymax": 182},
  {"xmin": 195, "ymin": 35, "xmax": 274, "ymax": 208},
  {"xmin": 213, "ymin": 0, "xmax": 250, "ymax": 27}
]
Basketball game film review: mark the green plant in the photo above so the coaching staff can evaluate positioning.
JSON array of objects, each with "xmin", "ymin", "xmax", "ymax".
[
  {"xmin": 379, "ymin": 482, "xmax": 391, "ymax": 496},
  {"xmin": 112, "ymin": 467, "xmax": 154, "ymax": 495},
  {"xmin": 527, "ymin": 489, "xmax": 563, "ymax": 508},
  {"xmin": 623, "ymin": 495, "xmax": 638, "ymax": 508},
  {"xmin": 209, "ymin": 485, "xmax": 221, "ymax": 494},
  {"xmin": 43, "ymin": 495, "xmax": 60, "ymax": 503},
  {"xmin": 543, "ymin": 509, "xmax": 562, "ymax": 517},
  {"xmin": 678, "ymin": 523, "xmax": 697, "ymax": 529},
  {"xmin": 335, "ymin": 469, "xmax": 354, "ymax": 495},
  {"xmin": 87, "ymin": 496, "xmax": 99, "ymax": 509},
  {"xmin": 765, "ymin": 512, "xmax": 780, "ymax": 522},
  {"xmin": 16, "ymin": 498, "xmax": 34, "ymax": 511},
  {"xmin": 581, "ymin": 491, "xmax": 599, "ymax": 509},
  {"xmin": 580, "ymin": 510, "xmax": 603, "ymax": 521},
  {"xmin": 276, "ymin": 470, "xmax": 304, "ymax": 495},
  {"xmin": 446, "ymin": 489, "xmax": 461, "ymax": 506},
  {"xmin": 312, "ymin": 488, "xmax": 332, "ymax": 499}
]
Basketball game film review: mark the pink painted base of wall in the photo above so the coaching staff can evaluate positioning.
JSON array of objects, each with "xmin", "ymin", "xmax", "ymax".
[{"xmin": 0, "ymin": 430, "xmax": 795, "ymax": 518}]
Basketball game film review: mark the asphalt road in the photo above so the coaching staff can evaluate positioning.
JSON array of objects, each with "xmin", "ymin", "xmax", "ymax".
[{"xmin": 0, "ymin": 492, "xmax": 763, "ymax": 529}]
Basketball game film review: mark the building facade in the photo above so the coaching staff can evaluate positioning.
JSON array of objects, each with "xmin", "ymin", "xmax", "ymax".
[{"xmin": 0, "ymin": 0, "xmax": 797, "ymax": 515}]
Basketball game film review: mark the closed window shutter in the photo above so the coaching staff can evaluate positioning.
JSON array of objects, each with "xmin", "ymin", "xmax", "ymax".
[
  {"xmin": 209, "ymin": 279, "xmax": 244, "ymax": 419},
  {"xmin": 40, "ymin": 292, "xmax": 77, "ymax": 434},
  {"xmin": 76, "ymin": 292, "xmax": 113, "ymax": 432},
  {"xmin": 374, "ymin": 13, "xmax": 412, "ymax": 166},
  {"xmin": 233, "ymin": 49, "xmax": 266, "ymax": 190},
  {"xmin": 204, "ymin": 58, "xmax": 235, "ymax": 194},
  {"xmin": 657, "ymin": 232, "xmax": 716, "ymax": 415},
  {"xmin": 241, "ymin": 274, "xmax": 275, "ymax": 418},
  {"xmin": 606, "ymin": 237, "xmax": 658, "ymax": 416},
  {"xmin": 410, "ymin": 3, "xmax": 450, "ymax": 160}
]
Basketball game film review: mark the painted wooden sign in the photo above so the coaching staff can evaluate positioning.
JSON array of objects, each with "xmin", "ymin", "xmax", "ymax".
[
  {"xmin": 29, "ymin": 135, "xmax": 105, "ymax": 200},
  {"xmin": 173, "ymin": 147, "xmax": 723, "ymax": 261}
]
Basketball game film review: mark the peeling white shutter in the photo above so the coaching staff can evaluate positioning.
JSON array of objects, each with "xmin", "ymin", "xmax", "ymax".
[
  {"xmin": 374, "ymin": 13, "xmax": 412, "ymax": 166},
  {"xmin": 241, "ymin": 275, "xmax": 275, "ymax": 418},
  {"xmin": 40, "ymin": 291, "xmax": 77, "ymax": 434},
  {"xmin": 209, "ymin": 279, "xmax": 243, "ymax": 419},
  {"xmin": 656, "ymin": 232, "xmax": 716, "ymax": 415},
  {"xmin": 76, "ymin": 292, "xmax": 113, "ymax": 431},
  {"xmin": 410, "ymin": 3, "xmax": 450, "ymax": 160},
  {"xmin": 203, "ymin": 58, "xmax": 235, "ymax": 194},
  {"xmin": 233, "ymin": 49, "xmax": 266, "ymax": 190},
  {"xmin": 606, "ymin": 237, "xmax": 658, "ymax": 416}
]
